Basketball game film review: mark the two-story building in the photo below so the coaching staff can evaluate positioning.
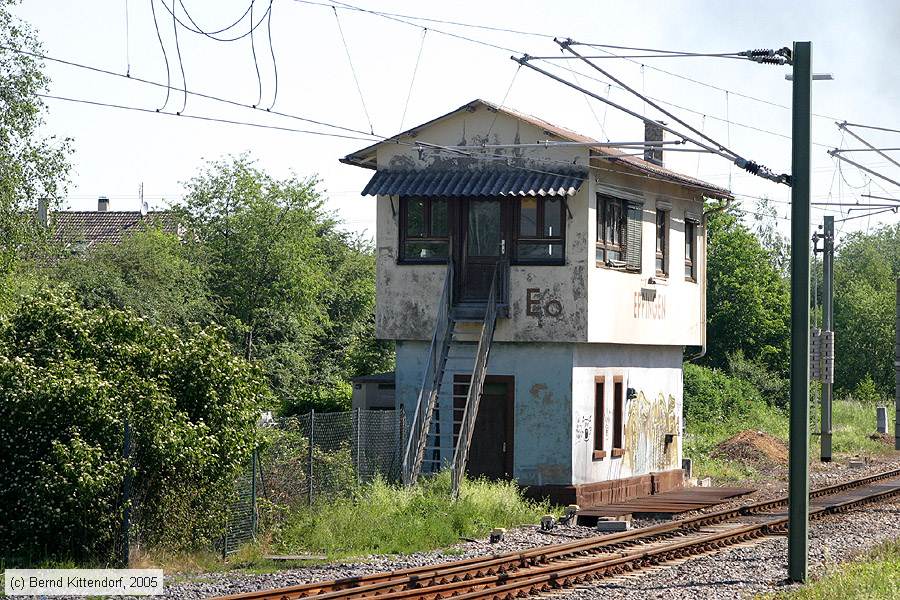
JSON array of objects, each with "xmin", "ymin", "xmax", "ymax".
[{"xmin": 341, "ymin": 99, "xmax": 730, "ymax": 505}]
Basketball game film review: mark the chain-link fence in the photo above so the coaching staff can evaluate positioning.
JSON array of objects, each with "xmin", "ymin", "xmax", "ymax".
[{"xmin": 222, "ymin": 408, "xmax": 404, "ymax": 554}]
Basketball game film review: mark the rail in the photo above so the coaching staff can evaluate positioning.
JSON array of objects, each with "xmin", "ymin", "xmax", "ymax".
[
  {"xmin": 212, "ymin": 467, "xmax": 900, "ymax": 600},
  {"xmin": 450, "ymin": 260, "xmax": 505, "ymax": 499},
  {"xmin": 401, "ymin": 257, "xmax": 454, "ymax": 486}
]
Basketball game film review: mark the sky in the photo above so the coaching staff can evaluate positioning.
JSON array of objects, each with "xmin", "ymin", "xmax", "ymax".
[{"xmin": 12, "ymin": 0, "xmax": 900, "ymax": 242}]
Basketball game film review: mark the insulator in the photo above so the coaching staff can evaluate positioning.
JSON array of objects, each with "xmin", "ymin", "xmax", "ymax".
[{"xmin": 742, "ymin": 48, "xmax": 775, "ymax": 58}]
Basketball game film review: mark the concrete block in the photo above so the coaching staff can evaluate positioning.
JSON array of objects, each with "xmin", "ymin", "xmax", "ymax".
[
  {"xmin": 877, "ymin": 406, "xmax": 888, "ymax": 434},
  {"xmin": 849, "ymin": 457, "xmax": 866, "ymax": 469},
  {"xmin": 489, "ymin": 528, "xmax": 506, "ymax": 543},
  {"xmin": 595, "ymin": 519, "xmax": 630, "ymax": 532},
  {"xmin": 698, "ymin": 477, "xmax": 713, "ymax": 487}
]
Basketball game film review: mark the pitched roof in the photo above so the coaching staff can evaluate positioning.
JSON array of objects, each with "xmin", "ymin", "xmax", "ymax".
[
  {"xmin": 341, "ymin": 99, "xmax": 731, "ymax": 199},
  {"xmin": 52, "ymin": 211, "xmax": 179, "ymax": 247}
]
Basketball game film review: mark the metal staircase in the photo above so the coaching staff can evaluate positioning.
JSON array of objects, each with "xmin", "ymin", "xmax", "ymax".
[{"xmin": 401, "ymin": 260, "xmax": 504, "ymax": 497}]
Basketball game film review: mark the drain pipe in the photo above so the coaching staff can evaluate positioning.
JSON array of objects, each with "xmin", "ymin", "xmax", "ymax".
[{"xmin": 685, "ymin": 196, "xmax": 732, "ymax": 362}]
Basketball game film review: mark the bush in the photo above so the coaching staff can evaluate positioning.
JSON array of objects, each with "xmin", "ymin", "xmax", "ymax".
[
  {"xmin": 683, "ymin": 362, "xmax": 765, "ymax": 423},
  {"xmin": 726, "ymin": 350, "xmax": 789, "ymax": 408},
  {"xmin": 271, "ymin": 473, "xmax": 550, "ymax": 558},
  {"xmin": 0, "ymin": 291, "xmax": 271, "ymax": 563}
]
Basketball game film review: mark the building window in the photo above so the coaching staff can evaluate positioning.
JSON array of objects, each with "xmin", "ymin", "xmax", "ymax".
[
  {"xmin": 685, "ymin": 218, "xmax": 697, "ymax": 281},
  {"xmin": 514, "ymin": 196, "xmax": 565, "ymax": 264},
  {"xmin": 655, "ymin": 209, "xmax": 669, "ymax": 277},
  {"xmin": 593, "ymin": 376, "xmax": 606, "ymax": 460},
  {"xmin": 611, "ymin": 376, "xmax": 625, "ymax": 456},
  {"xmin": 399, "ymin": 197, "xmax": 449, "ymax": 262},
  {"xmin": 596, "ymin": 194, "xmax": 642, "ymax": 271}
]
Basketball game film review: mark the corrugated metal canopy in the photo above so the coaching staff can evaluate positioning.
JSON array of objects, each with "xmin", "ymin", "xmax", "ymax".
[{"xmin": 360, "ymin": 168, "xmax": 587, "ymax": 197}]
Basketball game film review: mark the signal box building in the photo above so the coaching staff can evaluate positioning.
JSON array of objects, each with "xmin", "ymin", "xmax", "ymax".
[{"xmin": 342, "ymin": 100, "xmax": 730, "ymax": 505}]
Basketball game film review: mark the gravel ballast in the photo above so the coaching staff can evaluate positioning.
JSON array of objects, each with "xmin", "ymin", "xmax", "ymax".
[{"xmin": 160, "ymin": 457, "xmax": 900, "ymax": 600}]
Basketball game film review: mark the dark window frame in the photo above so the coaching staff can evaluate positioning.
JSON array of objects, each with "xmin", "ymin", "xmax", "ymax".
[
  {"xmin": 513, "ymin": 196, "xmax": 566, "ymax": 265},
  {"xmin": 596, "ymin": 194, "xmax": 626, "ymax": 267},
  {"xmin": 593, "ymin": 376, "xmax": 606, "ymax": 460},
  {"xmin": 398, "ymin": 196, "xmax": 450, "ymax": 264},
  {"xmin": 685, "ymin": 218, "xmax": 698, "ymax": 282},
  {"xmin": 655, "ymin": 208, "xmax": 669, "ymax": 277},
  {"xmin": 611, "ymin": 376, "xmax": 625, "ymax": 455}
]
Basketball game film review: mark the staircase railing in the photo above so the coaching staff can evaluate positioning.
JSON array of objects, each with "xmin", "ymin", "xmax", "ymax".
[
  {"xmin": 450, "ymin": 260, "xmax": 505, "ymax": 499},
  {"xmin": 401, "ymin": 256, "xmax": 454, "ymax": 486}
]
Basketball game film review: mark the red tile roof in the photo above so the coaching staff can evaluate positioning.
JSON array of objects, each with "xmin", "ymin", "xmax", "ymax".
[{"xmin": 52, "ymin": 211, "xmax": 179, "ymax": 247}]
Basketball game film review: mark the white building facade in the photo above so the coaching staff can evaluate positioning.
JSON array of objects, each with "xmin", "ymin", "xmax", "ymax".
[{"xmin": 342, "ymin": 100, "xmax": 729, "ymax": 505}]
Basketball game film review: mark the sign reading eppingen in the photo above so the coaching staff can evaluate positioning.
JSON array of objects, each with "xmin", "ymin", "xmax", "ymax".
[{"xmin": 4, "ymin": 569, "xmax": 164, "ymax": 596}]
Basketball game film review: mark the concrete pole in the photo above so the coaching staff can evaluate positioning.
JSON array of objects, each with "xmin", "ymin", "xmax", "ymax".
[
  {"xmin": 895, "ymin": 277, "xmax": 899, "ymax": 450},
  {"xmin": 821, "ymin": 216, "xmax": 834, "ymax": 461},
  {"xmin": 788, "ymin": 40, "xmax": 812, "ymax": 584}
]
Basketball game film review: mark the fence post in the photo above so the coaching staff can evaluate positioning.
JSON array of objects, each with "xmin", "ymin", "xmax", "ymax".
[
  {"xmin": 250, "ymin": 448, "xmax": 258, "ymax": 537},
  {"xmin": 356, "ymin": 408, "xmax": 362, "ymax": 484},
  {"xmin": 308, "ymin": 409, "xmax": 315, "ymax": 506},
  {"xmin": 120, "ymin": 419, "xmax": 132, "ymax": 568}
]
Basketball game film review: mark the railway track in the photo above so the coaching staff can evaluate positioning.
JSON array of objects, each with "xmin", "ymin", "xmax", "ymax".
[{"xmin": 214, "ymin": 468, "xmax": 900, "ymax": 600}]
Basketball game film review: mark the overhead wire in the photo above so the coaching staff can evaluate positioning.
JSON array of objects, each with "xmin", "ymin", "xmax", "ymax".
[
  {"xmin": 333, "ymin": 6, "xmax": 375, "ymax": 134},
  {"xmin": 37, "ymin": 93, "xmax": 380, "ymax": 141},
  {"xmin": 176, "ymin": 0, "xmax": 253, "ymax": 35},
  {"xmin": 171, "ymin": 0, "xmax": 188, "ymax": 114},
  {"xmin": 149, "ymin": 0, "xmax": 171, "ymax": 111},
  {"xmin": 0, "ymin": 45, "xmax": 378, "ymax": 136},
  {"xmin": 266, "ymin": 0, "xmax": 279, "ymax": 110},
  {"xmin": 399, "ymin": 27, "xmax": 428, "ymax": 133},
  {"xmin": 159, "ymin": 0, "xmax": 271, "ymax": 42},
  {"xmin": 124, "ymin": 0, "xmax": 130, "ymax": 76},
  {"xmin": 292, "ymin": 0, "xmax": 835, "ymax": 150},
  {"xmin": 486, "ymin": 64, "xmax": 520, "ymax": 140},
  {"xmin": 250, "ymin": 0, "xmax": 262, "ymax": 107}
]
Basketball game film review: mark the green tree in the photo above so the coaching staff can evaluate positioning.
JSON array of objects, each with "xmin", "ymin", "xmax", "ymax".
[
  {"xmin": 176, "ymin": 156, "xmax": 392, "ymax": 412},
  {"xmin": 51, "ymin": 227, "xmax": 219, "ymax": 329},
  {"xmin": 833, "ymin": 227, "xmax": 896, "ymax": 395},
  {"xmin": 704, "ymin": 207, "xmax": 791, "ymax": 375},
  {"xmin": 0, "ymin": 291, "xmax": 270, "ymax": 561},
  {"xmin": 0, "ymin": 1, "xmax": 71, "ymax": 274}
]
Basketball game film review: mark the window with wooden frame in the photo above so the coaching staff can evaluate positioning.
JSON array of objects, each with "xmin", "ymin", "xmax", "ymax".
[
  {"xmin": 593, "ymin": 376, "xmax": 606, "ymax": 460},
  {"xmin": 514, "ymin": 196, "xmax": 565, "ymax": 264},
  {"xmin": 655, "ymin": 209, "xmax": 669, "ymax": 277},
  {"xmin": 684, "ymin": 217, "xmax": 698, "ymax": 282},
  {"xmin": 399, "ymin": 197, "xmax": 449, "ymax": 262},
  {"xmin": 611, "ymin": 376, "xmax": 625, "ymax": 457},
  {"xmin": 596, "ymin": 194, "xmax": 643, "ymax": 271}
]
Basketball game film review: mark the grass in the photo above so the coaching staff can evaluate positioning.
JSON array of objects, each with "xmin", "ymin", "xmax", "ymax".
[
  {"xmin": 766, "ymin": 539, "xmax": 900, "ymax": 599},
  {"xmin": 685, "ymin": 398, "xmax": 896, "ymax": 483},
  {"xmin": 269, "ymin": 472, "xmax": 551, "ymax": 560}
]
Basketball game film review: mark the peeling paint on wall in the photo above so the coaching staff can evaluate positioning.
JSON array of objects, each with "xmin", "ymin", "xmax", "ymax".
[{"xmin": 623, "ymin": 392, "xmax": 679, "ymax": 474}]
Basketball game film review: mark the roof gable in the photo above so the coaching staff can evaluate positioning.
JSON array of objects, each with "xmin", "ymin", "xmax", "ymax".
[{"xmin": 341, "ymin": 99, "xmax": 730, "ymax": 198}]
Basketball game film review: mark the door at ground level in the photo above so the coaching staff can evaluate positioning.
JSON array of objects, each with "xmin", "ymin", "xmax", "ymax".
[{"xmin": 453, "ymin": 375, "xmax": 514, "ymax": 479}]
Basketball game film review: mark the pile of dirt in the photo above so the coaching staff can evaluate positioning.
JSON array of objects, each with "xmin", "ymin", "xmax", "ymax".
[
  {"xmin": 712, "ymin": 430, "xmax": 788, "ymax": 467},
  {"xmin": 869, "ymin": 432, "xmax": 895, "ymax": 447}
]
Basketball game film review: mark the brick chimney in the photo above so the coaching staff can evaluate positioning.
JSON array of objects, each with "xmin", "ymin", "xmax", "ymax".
[
  {"xmin": 644, "ymin": 121, "xmax": 665, "ymax": 167},
  {"xmin": 37, "ymin": 198, "xmax": 48, "ymax": 227},
  {"xmin": 98, "ymin": 196, "xmax": 109, "ymax": 212}
]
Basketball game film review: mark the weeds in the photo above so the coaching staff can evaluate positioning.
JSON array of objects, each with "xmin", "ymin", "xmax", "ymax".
[{"xmin": 271, "ymin": 472, "xmax": 550, "ymax": 559}]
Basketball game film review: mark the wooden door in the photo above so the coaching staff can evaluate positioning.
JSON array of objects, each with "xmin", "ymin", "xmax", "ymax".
[
  {"xmin": 454, "ymin": 376, "xmax": 514, "ymax": 480},
  {"xmin": 456, "ymin": 199, "xmax": 509, "ymax": 303}
]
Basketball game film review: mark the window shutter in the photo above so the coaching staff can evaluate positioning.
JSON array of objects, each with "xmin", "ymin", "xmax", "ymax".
[{"xmin": 625, "ymin": 201, "xmax": 643, "ymax": 271}]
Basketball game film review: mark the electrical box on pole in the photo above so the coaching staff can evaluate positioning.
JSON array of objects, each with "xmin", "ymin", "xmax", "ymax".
[{"xmin": 788, "ymin": 40, "xmax": 812, "ymax": 584}]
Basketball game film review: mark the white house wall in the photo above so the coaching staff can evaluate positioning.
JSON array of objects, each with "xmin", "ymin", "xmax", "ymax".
[
  {"xmin": 587, "ymin": 165, "xmax": 706, "ymax": 346},
  {"xmin": 571, "ymin": 344, "xmax": 683, "ymax": 485}
]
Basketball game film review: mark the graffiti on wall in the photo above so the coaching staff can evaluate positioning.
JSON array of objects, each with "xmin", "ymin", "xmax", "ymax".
[
  {"xmin": 633, "ymin": 288, "xmax": 667, "ymax": 320},
  {"xmin": 575, "ymin": 414, "xmax": 592, "ymax": 443},
  {"xmin": 623, "ymin": 391, "xmax": 678, "ymax": 474}
]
